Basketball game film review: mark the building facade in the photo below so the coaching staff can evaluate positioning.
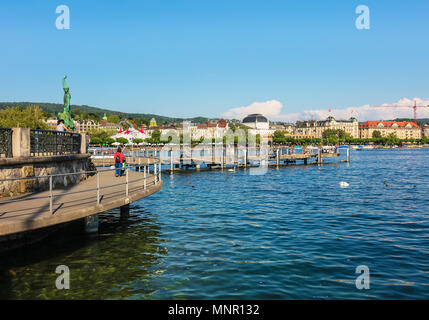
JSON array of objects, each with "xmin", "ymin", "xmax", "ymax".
[
  {"xmin": 193, "ymin": 119, "xmax": 229, "ymax": 140},
  {"xmin": 422, "ymin": 124, "xmax": 429, "ymax": 138},
  {"xmin": 359, "ymin": 121, "xmax": 422, "ymax": 139},
  {"xmin": 295, "ymin": 117, "xmax": 359, "ymax": 138},
  {"xmin": 74, "ymin": 120, "xmax": 100, "ymax": 133}
]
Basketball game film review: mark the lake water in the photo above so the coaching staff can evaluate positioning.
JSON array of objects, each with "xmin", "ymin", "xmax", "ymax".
[{"xmin": 1, "ymin": 148, "xmax": 428, "ymax": 299}]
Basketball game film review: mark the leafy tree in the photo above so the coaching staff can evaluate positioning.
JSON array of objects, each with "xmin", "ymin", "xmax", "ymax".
[
  {"xmin": 71, "ymin": 108, "xmax": 81, "ymax": 120},
  {"xmin": 104, "ymin": 137, "xmax": 115, "ymax": 145},
  {"xmin": 386, "ymin": 133, "xmax": 401, "ymax": 145},
  {"xmin": 133, "ymin": 138, "xmax": 143, "ymax": 145},
  {"xmin": 89, "ymin": 129, "xmax": 116, "ymax": 142},
  {"xmin": 107, "ymin": 114, "xmax": 120, "ymax": 123},
  {"xmin": 116, "ymin": 137, "xmax": 129, "ymax": 145},
  {"xmin": 273, "ymin": 130, "xmax": 288, "ymax": 140},
  {"xmin": 0, "ymin": 105, "xmax": 49, "ymax": 129},
  {"xmin": 151, "ymin": 129, "xmax": 161, "ymax": 142},
  {"xmin": 322, "ymin": 129, "xmax": 352, "ymax": 145},
  {"xmin": 372, "ymin": 130, "xmax": 382, "ymax": 138},
  {"xmin": 89, "ymin": 137, "xmax": 102, "ymax": 145}
]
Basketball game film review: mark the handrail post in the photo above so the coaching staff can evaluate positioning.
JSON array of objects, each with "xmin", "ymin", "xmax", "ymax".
[
  {"xmin": 97, "ymin": 171, "xmax": 100, "ymax": 205},
  {"xmin": 159, "ymin": 161, "xmax": 162, "ymax": 182},
  {"xmin": 276, "ymin": 148, "xmax": 279, "ymax": 166},
  {"xmin": 49, "ymin": 175, "xmax": 53, "ymax": 214},
  {"xmin": 144, "ymin": 165, "xmax": 147, "ymax": 189},
  {"xmin": 126, "ymin": 167, "xmax": 129, "ymax": 196},
  {"xmin": 170, "ymin": 149, "xmax": 173, "ymax": 173}
]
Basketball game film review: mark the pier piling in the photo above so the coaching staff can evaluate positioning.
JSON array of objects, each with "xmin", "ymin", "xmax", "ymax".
[{"xmin": 120, "ymin": 204, "xmax": 130, "ymax": 219}]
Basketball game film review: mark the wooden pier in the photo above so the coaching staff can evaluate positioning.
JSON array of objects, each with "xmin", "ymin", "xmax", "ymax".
[
  {"xmin": 89, "ymin": 146, "xmax": 348, "ymax": 174},
  {"xmin": 0, "ymin": 168, "xmax": 162, "ymax": 237},
  {"xmin": 157, "ymin": 147, "xmax": 347, "ymax": 172}
]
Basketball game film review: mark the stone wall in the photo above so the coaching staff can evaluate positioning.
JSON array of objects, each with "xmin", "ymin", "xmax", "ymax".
[{"xmin": 0, "ymin": 154, "xmax": 90, "ymax": 197}]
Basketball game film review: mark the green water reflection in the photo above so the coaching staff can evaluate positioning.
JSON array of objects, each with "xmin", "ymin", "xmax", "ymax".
[{"xmin": 0, "ymin": 210, "xmax": 168, "ymax": 299}]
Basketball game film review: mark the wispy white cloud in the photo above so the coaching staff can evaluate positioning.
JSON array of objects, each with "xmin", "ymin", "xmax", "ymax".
[
  {"xmin": 222, "ymin": 98, "xmax": 429, "ymax": 122},
  {"xmin": 222, "ymin": 100, "xmax": 283, "ymax": 120}
]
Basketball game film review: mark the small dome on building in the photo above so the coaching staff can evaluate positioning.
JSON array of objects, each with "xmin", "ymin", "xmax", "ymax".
[
  {"xmin": 242, "ymin": 114, "xmax": 268, "ymax": 124},
  {"xmin": 242, "ymin": 114, "xmax": 269, "ymax": 130}
]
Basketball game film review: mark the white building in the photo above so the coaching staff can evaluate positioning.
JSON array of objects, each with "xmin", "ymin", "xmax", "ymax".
[
  {"xmin": 241, "ymin": 114, "xmax": 275, "ymax": 139},
  {"xmin": 111, "ymin": 126, "xmax": 149, "ymax": 143},
  {"xmin": 295, "ymin": 116, "xmax": 359, "ymax": 139}
]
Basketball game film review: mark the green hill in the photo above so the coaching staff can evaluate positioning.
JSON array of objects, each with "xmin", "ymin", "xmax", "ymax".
[{"xmin": 0, "ymin": 102, "xmax": 212, "ymax": 125}]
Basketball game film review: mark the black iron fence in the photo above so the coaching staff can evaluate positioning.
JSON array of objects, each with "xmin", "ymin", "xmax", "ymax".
[
  {"xmin": 30, "ymin": 129, "xmax": 81, "ymax": 156},
  {"xmin": 0, "ymin": 128, "xmax": 13, "ymax": 158}
]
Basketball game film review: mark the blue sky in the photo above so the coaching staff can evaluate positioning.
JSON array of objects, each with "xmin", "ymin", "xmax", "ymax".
[{"xmin": 1, "ymin": 0, "xmax": 428, "ymax": 120}]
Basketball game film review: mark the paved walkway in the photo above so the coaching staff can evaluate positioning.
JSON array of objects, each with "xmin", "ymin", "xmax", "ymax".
[{"xmin": 0, "ymin": 170, "xmax": 162, "ymax": 237}]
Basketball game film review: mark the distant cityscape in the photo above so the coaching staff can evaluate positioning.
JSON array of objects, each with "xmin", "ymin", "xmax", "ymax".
[{"xmin": 44, "ymin": 112, "xmax": 429, "ymax": 143}]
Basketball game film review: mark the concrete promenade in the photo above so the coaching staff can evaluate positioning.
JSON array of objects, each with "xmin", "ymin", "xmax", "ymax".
[{"xmin": 0, "ymin": 170, "xmax": 162, "ymax": 237}]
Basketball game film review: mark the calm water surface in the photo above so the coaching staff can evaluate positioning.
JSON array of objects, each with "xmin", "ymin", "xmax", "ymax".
[{"xmin": 1, "ymin": 149, "xmax": 428, "ymax": 299}]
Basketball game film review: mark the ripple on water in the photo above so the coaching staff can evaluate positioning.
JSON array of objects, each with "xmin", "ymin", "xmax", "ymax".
[{"xmin": 1, "ymin": 149, "xmax": 429, "ymax": 299}]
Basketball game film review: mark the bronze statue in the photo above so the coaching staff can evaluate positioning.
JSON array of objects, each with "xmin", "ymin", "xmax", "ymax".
[{"xmin": 58, "ymin": 75, "xmax": 75, "ymax": 130}]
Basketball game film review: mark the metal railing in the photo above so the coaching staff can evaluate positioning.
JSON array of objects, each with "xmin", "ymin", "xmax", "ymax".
[
  {"xmin": 0, "ymin": 162, "xmax": 162, "ymax": 214},
  {"xmin": 30, "ymin": 129, "xmax": 81, "ymax": 156},
  {"xmin": 0, "ymin": 128, "xmax": 13, "ymax": 158}
]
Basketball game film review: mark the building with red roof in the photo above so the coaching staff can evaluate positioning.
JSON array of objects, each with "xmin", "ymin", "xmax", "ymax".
[{"xmin": 359, "ymin": 121, "xmax": 421, "ymax": 139}]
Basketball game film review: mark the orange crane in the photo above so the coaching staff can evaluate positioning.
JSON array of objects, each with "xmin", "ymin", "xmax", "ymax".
[{"xmin": 380, "ymin": 100, "xmax": 429, "ymax": 124}]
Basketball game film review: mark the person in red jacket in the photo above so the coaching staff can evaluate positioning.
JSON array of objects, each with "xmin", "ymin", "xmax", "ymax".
[{"xmin": 114, "ymin": 147, "xmax": 126, "ymax": 177}]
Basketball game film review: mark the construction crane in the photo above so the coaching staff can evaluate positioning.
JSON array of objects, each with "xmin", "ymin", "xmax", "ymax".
[{"xmin": 378, "ymin": 100, "xmax": 429, "ymax": 124}]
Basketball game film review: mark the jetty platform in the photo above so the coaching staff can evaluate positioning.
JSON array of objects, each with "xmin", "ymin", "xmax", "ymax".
[{"xmin": 0, "ymin": 169, "xmax": 161, "ymax": 237}]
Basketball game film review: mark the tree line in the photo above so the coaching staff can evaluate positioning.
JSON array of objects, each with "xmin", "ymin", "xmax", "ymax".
[{"xmin": 272, "ymin": 129, "xmax": 429, "ymax": 146}]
